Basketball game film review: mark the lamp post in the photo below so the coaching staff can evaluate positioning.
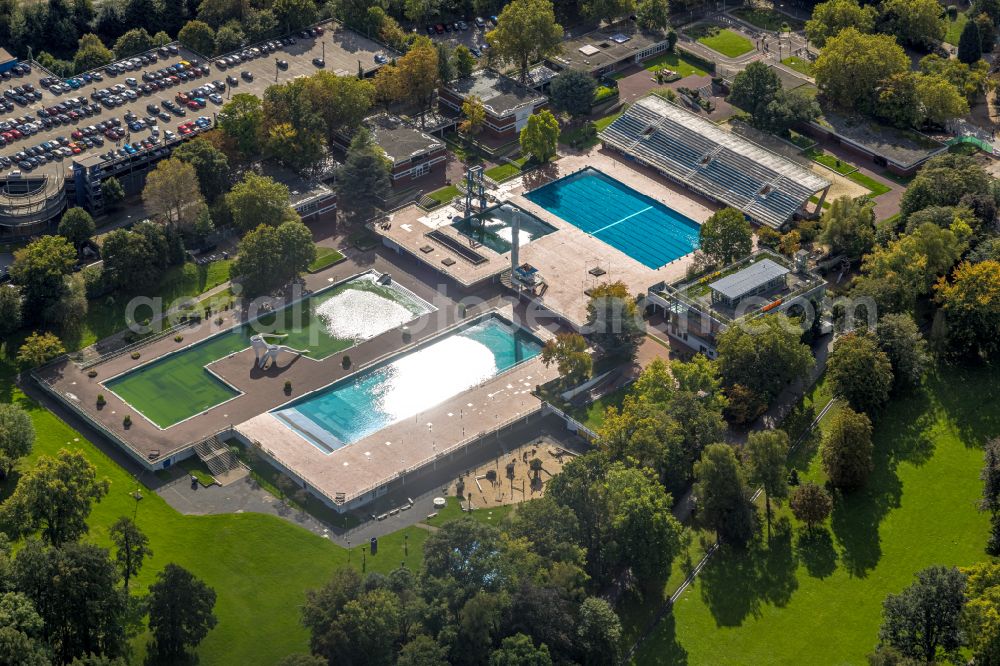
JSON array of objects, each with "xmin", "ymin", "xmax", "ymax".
[{"xmin": 362, "ymin": 545, "xmax": 367, "ymax": 572}]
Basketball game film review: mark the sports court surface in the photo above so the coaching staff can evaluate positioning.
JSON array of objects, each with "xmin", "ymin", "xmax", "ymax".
[{"xmin": 525, "ymin": 167, "xmax": 701, "ymax": 269}]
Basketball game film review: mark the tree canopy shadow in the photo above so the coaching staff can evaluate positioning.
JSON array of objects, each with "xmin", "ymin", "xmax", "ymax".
[
  {"xmin": 697, "ymin": 519, "xmax": 799, "ymax": 627},
  {"xmin": 925, "ymin": 363, "xmax": 1000, "ymax": 448},
  {"xmin": 795, "ymin": 527, "xmax": 838, "ymax": 579},
  {"xmin": 634, "ymin": 604, "xmax": 688, "ymax": 666}
]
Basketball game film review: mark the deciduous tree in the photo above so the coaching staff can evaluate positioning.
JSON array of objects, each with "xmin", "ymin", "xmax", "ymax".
[
  {"xmin": 10, "ymin": 235, "xmax": 76, "ymax": 322},
  {"xmin": 935, "ymin": 260, "xmax": 1000, "ymax": 359},
  {"xmin": 789, "ymin": 482, "xmax": 832, "ymax": 530},
  {"xmin": 226, "ymin": 171, "xmax": 296, "ymax": 231},
  {"xmin": 826, "ymin": 331, "xmax": 894, "ymax": 415},
  {"xmin": 549, "ymin": 69, "xmax": 596, "ymax": 117},
  {"xmin": 878, "ymin": 566, "xmax": 966, "ymax": 662},
  {"xmin": 487, "ymin": 0, "xmax": 562, "ymax": 81},
  {"xmin": 813, "ymin": 28, "xmax": 909, "ymax": 111},
  {"xmin": 875, "ymin": 313, "xmax": 929, "ymax": 390},
  {"xmin": 57, "ymin": 207, "xmax": 95, "ymax": 250},
  {"xmin": 336, "ymin": 128, "xmax": 391, "ymax": 222},
  {"xmin": 396, "ymin": 36, "xmax": 439, "ymax": 127},
  {"xmin": 520, "ymin": 109, "xmax": 559, "ymax": 162},
  {"xmin": 147, "ymin": 563, "xmax": 218, "ymax": 660},
  {"xmin": 0, "ymin": 403, "xmax": 33, "ymax": 479},
  {"xmin": 821, "ymin": 196, "xmax": 875, "ymax": 259},
  {"xmin": 109, "ymin": 516, "xmax": 151, "ymax": 590},
  {"xmin": 142, "ymin": 158, "xmax": 204, "ymax": 230},
  {"xmin": 72, "ymin": 33, "xmax": 114, "ymax": 72},
  {"xmin": 584, "ymin": 281, "xmax": 643, "ymax": 358},
  {"xmin": 452, "ymin": 45, "xmax": 476, "ymax": 79},
  {"xmin": 178, "ymin": 19, "xmax": 215, "ymax": 55},
  {"xmin": 698, "ymin": 207, "xmax": 752, "ymax": 265},
  {"xmin": 219, "ymin": 93, "xmax": 264, "ymax": 156},
  {"xmin": 879, "ymin": 0, "xmax": 946, "ymax": 50},
  {"xmin": 15, "ymin": 332, "xmax": 65, "ymax": 369},
  {"xmin": 694, "ymin": 443, "xmax": 756, "ymax": 545},
  {"xmin": 821, "ymin": 407, "xmax": 874, "ymax": 489},
  {"xmin": 0, "ymin": 284, "xmax": 22, "ymax": 339},
  {"xmin": 744, "ymin": 429, "xmax": 790, "ymax": 537},
  {"xmin": 805, "ymin": 0, "xmax": 877, "ymax": 46},
  {"xmin": 540, "ymin": 332, "xmax": 592, "ymax": 383},
  {"xmin": 172, "ymin": 137, "xmax": 231, "ymax": 201}
]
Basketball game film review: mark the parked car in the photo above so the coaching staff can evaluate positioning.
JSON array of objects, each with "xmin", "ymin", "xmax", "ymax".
[
  {"xmin": 241, "ymin": 70, "xmax": 253, "ymax": 81},
  {"xmin": 312, "ymin": 57, "xmax": 325, "ymax": 68}
]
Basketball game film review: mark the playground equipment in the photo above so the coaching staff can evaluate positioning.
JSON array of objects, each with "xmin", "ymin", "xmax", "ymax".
[{"xmin": 249, "ymin": 334, "xmax": 306, "ymax": 369}]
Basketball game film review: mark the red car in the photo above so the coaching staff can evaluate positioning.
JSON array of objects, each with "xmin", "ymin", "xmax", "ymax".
[{"xmin": 71, "ymin": 130, "xmax": 84, "ymax": 139}]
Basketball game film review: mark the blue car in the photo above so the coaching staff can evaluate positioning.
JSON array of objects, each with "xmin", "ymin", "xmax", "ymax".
[{"xmin": 123, "ymin": 144, "xmax": 136, "ymax": 154}]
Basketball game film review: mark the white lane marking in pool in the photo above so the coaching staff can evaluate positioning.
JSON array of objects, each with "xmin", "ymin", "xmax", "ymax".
[{"xmin": 591, "ymin": 205, "xmax": 653, "ymax": 235}]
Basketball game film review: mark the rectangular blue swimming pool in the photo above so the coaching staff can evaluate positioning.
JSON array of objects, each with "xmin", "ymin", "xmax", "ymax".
[
  {"xmin": 525, "ymin": 167, "xmax": 701, "ymax": 269},
  {"xmin": 273, "ymin": 316, "xmax": 543, "ymax": 452}
]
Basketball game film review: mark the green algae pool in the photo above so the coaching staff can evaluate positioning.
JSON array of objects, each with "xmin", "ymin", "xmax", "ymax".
[{"xmin": 104, "ymin": 273, "xmax": 434, "ymax": 428}]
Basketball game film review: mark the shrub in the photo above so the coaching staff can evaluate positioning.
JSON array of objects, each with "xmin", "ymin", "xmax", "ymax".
[
  {"xmin": 130, "ymin": 351, "xmax": 141, "ymax": 360},
  {"xmin": 342, "ymin": 355, "xmax": 351, "ymax": 369},
  {"xmin": 123, "ymin": 414, "xmax": 132, "ymax": 427},
  {"xmin": 87, "ymin": 369, "xmax": 98, "ymax": 378},
  {"xmin": 174, "ymin": 335, "xmax": 184, "ymax": 342},
  {"xmin": 96, "ymin": 393, "xmax": 106, "ymax": 407},
  {"xmin": 947, "ymin": 5, "xmax": 958, "ymax": 19},
  {"xmin": 284, "ymin": 380, "xmax": 292, "ymax": 394}
]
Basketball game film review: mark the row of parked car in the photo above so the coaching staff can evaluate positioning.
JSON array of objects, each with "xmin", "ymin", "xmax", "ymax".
[
  {"xmin": 4, "ymin": 83, "xmax": 42, "ymax": 107},
  {"xmin": 5, "ymin": 131, "xmax": 109, "ymax": 171},
  {"xmin": 426, "ymin": 16, "xmax": 495, "ymax": 35},
  {"xmin": 0, "ymin": 62, "xmax": 31, "ymax": 82},
  {"xmin": 216, "ymin": 36, "xmax": 298, "ymax": 69}
]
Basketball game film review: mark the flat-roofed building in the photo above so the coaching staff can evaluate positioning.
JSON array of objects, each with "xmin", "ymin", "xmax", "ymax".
[
  {"xmin": 646, "ymin": 250, "xmax": 826, "ymax": 357},
  {"xmin": 439, "ymin": 69, "xmax": 547, "ymax": 140},
  {"xmin": 259, "ymin": 161, "xmax": 336, "ymax": 220},
  {"xmin": 366, "ymin": 114, "xmax": 447, "ymax": 182},
  {"xmin": 0, "ymin": 48, "xmax": 17, "ymax": 74},
  {"xmin": 550, "ymin": 20, "xmax": 672, "ymax": 76}
]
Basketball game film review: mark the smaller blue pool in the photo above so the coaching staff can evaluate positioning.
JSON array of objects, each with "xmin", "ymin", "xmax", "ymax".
[
  {"xmin": 525, "ymin": 167, "xmax": 701, "ymax": 269},
  {"xmin": 273, "ymin": 316, "xmax": 543, "ymax": 452}
]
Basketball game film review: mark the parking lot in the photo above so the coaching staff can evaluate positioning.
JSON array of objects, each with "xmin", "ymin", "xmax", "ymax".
[{"xmin": 0, "ymin": 19, "xmax": 391, "ymax": 182}]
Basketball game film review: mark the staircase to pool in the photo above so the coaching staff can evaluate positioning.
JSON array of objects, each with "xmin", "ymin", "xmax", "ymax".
[{"xmin": 193, "ymin": 436, "xmax": 246, "ymax": 485}]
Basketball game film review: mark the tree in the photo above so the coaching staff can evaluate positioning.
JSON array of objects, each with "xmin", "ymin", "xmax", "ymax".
[
  {"xmin": 214, "ymin": 22, "xmax": 245, "ymax": 54},
  {"xmin": 901, "ymin": 154, "xmax": 990, "ymax": 218},
  {"xmin": 101, "ymin": 177, "xmax": 125, "ymax": 209},
  {"xmin": 0, "ymin": 403, "xmax": 34, "ymax": 479},
  {"xmin": 230, "ymin": 221, "xmax": 314, "ymax": 297},
  {"xmin": 142, "ymin": 158, "xmax": 204, "ymax": 230},
  {"xmin": 789, "ymin": 482, "xmax": 832, "ymax": 530},
  {"xmin": 875, "ymin": 313, "xmax": 929, "ymax": 390},
  {"xmin": 0, "ymin": 591, "xmax": 48, "ymax": 666},
  {"xmin": 935, "ymin": 260, "xmax": 1000, "ymax": 359},
  {"xmin": 0, "ymin": 284, "xmax": 22, "ymax": 339},
  {"xmin": 109, "ymin": 517, "xmax": 151, "ymax": 590},
  {"xmin": 698, "ymin": 207, "xmax": 752, "ymax": 265},
  {"xmin": 540, "ymin": 332, "xmax": 592, "ymax": 383},
  {"xmin": 303, "ymin": 72, "xmax": 374, "ymax": 141},
  {"xmin": 744, "ymin": 429, "xmax": 790, "ymax": 537},
  {"xmin": 226, "ymin": 171, "xmax": 295, "ymax": 231},
  {"xmin": 981, "ymin": 438, "xmax": 1000, "ymax": 517},
  {"xmin": 879, "ymin": 0, "xmax": 946, "ymax": 50},
  {"xmin": 436, "ymin": 41, "xmax": 455, "ymax": 84},
  {"xmin": 397, "ymin": 37, "xmax": 439, "ymax": 127},
  {"xmin": 16, "ymin": 332, "xmax": 66, "ymax": 369},
  {"xmin": 716, "ymin": 314, "xmax": 814, "ymax": 413},
  {"xmin": 520, "ymin": 110, "xmax": 559, "ymax": 162},
  {"xmin": 975, "ymin": 12, "xmax": 996, "ymax": 52},
  {"xmin": 266, "ymin": 122, "xmax": 326, "ymax": 173},
  {"xmin": 821, "ymin": 407, "xmax": 874, "ymax": 489},
  {"xmin": 12, "ymin": 541, "xmax": 127, "ymax": 663},
  {"xmin": 336, "ymin": 128, "xmax": 391, "ymax": 223},
  {"xmin": 277, "ymin": 655, "xmax": 328, "ymax": 666},
  {"xmin": 452, "ymin": 45, "xmax": 476, "ymax": 80},
  {"xmin": 813, "ymin": 28, "xmax": 909, "ymax": 111},
  {"xmin": 576, "ymin": 597, "xmax": 622, "ymax": 666},
  {"xmin": 147, "ymin": 564, "xmax": 218, "ymax": 660},
  {"xmin": 915, "ymin": 73, "xmax": 970, "ymax": 126},
  {"xmin": 583, "ymin": 0, "xmax": 635, "ymax": 23},
  {"xmin": 959, "ymin": 17, "xmax": 983, "ymax": 64},
  {"xmin": 504, "ymin": 495, "xmax": 585, "ymax": 564},
  {"xmin": 489, "ymin": 633, "xmax": 552, "ymax": 666},
  {"xmin": 487, "ymin": 0, "xmax": 563, "ymax": 82},
  {"xmin": 694, "ymin": 443, "xmax": 756, "ymax": 545},
  {"xmin": 637, "ymin": 0, "xmax": 669, "ymax": 30},
  {"xmin": 756, "ymin": 88, "xmax": 821, "ymax": 134},
  {"xmin": 805, "ymin": 0, "xmax": 877, "ymax": 46},
  {"xmin": 100, "ymin": 225, "xmax": 163, "ymax": 292},
  {"xmin": 460, "ymin": 95, "xmax": 486, "ymax": 139},
  {"xmin": 178, "ymin": 19, "xmax": 215, "ymax": 55},
  {"xmin": 397, "ymin": 635, "xmax": 449, "ymax": 666},
  {"xmin": 878, "ymin": 566, "xmax": 966, "ymax": 662},
  {"xmin": 273, "ymin": 0, "xmax": 317, "ymax": 32},
  {"xmin": 728, "ymin": 61, "xmax": 780, "ymax": 116},
  {"xmin": 219, "ymin": 93, "xmax": 264, "ymax": 156},
  {"xmin": 112, "ymin": 27, "xmax": 152, "ymax": 57},
  {"xmin": 1, "ymin": 448, "xmax": 109, "ymax": 546},
  {"xmin": 172, "ymin": 138, "xmax": 231, "ymax": 201},
  {"xmin": 584, "ymin": 281, "xmax": 643, "ymax": 358},
  {"xmin": 58, "ymin": 207, "xmax": 96, "ymax": 249},
  {"xmin": 919, "ymin": 54, "xmax": 991, "ymax": 103},
  {"xmin": 821, "ymin": 196, "xmax": 875, "ymax": 259},
  {"xmin": 10, "ymin": 235, "xmax": 76, "ymax": 321},
  {"xmin": 72, "ymin": 33, "xmax": 114, "ymax": 73},
  {"xmin": 826, "ymin": 331, "xmax": 894, "ymax": 415},
  {"xmin": 549, "ymin": 69, "xmax": 596, "ymax": 117}
]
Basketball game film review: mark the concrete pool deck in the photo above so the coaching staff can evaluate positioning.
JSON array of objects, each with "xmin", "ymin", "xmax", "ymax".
[{"xmin": 376, "ymin": 148, "xmax": 717, "ymax": 328}]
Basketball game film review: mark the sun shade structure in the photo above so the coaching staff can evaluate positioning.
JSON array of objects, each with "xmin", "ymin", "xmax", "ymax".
[
  {"xmin": 599, "ymin": 95, "xmax": 831, "ymax": 229},
  {"xmin": 709, "ymin": 258, "xmax": 789, "ymax": 307}
]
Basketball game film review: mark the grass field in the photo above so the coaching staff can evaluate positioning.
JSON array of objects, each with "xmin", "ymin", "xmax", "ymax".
[
  {"xmin": 485, "ymin": 163, "xmax": 522, "ymax": 182},
  {"xmin": 75, "ymin": 259, "xmax": 232, "ymax": 349},
  {"xmin": 848, "ymin": 171, "xmax": 892, "ymax": 196},
  {"xmin": 640, "ymin": 52, "xmax": 709, "ymax": 78},
  {"xmin": 688, "ymin": 26, "xmax": 755, "ymax": 58},
  {"xmin": 781, "ymin": 56, "xmax": 812, "ymax": 76},
  {"xmin": 807, "ymin": 149, "xmax": 857, "ymax": 175},
  {"xmin": 569, "ymin": 384, "xmax": 630, "ymax": 430},
  {"xmin": 425, "ymin": 184, "xmax": 462, "ymax": 206},
  {"xmin": 635, "ymin": 364, "xmax": 998, "ymax": 664},
  {"xmin": 307, "ymin": 246, "xmax": 345, "ymax": 273},
  {"xmin": 945, "ymin": 11, "xmax": 969, "ymax": 46},
  {"xmin": 731, "ymin": 7, "xmax": 804, "ymax": 31}
]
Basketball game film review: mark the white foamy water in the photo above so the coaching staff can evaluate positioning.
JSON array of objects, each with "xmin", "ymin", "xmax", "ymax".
[
  {"xmin": 376, "ymin": 336, "xmax": 498, "ymax": 420},
  {"xmin": 315, "ymin": 288, "xmax": 420, "ymax": 342}
]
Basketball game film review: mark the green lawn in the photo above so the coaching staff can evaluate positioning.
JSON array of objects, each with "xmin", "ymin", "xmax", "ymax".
[
  {"xmin": 0, "ymin": 378, "xmax": 433, "ymax": 665},
  {"xmin": 688, "ymin": 26, "xmax": 755, "ymax": 58},
  {"xmin": 569, "ymin": 384, "xmax": 630, "ymax": 430},
  {"xmin": 485, "ymin": 162, "xmax": 522, "ymax": 181},
  {"xmin": 781, "ymin": 56, "xmax": 812, "ymax": 76},
  {"xmin": 178, "ymin": 457, "xmax": 216, "ymax": 486},
  {"xmin": 426, "ymin": 184, "xmax": 462, "ymax": 206},
  {"xmin": 731, "ymin": 7, "xmax": 804, "ymax": 31},
  {"xmin": 945, "ymin": 11, "xmax": 969, "ymax": 46},
  {"xmin": 76, "ymin": 259, "xmax": 232, "ymax": 349},
  {"xmin": 307, "ymin": 246, "xmax": 345, "ymax": 273},
  {"xmin": 636, "ymin": 364, "xmax": 998, "ymax": 664},
  {"xmin": 807, "ymin": 149, "xmax": 857, "ymax": 175},
  {"xmin": 641, "ymin": 52, "xmax": 709, "ymax": 78},
  {"xmin": 848, "ymin": 171, "xmax": 892, "ymax": 196}
]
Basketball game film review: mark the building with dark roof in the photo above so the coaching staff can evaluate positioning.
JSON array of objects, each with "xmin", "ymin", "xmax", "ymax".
[
  {"xmin": 0, "ymin": 48, "xmax": 17, "ymax": 74},
  {"xmin": 366, "ymin": 115, "xmax": 447, "ymax": 182},
  {"xmin": 439, "ymin": 69, "xmax": 548, "ymax": 140},
  {"xmin": 258, "ymin": 161, "xmax": 336, "ymax": 219},
  {"xmin": 550, "ymin": 20, "xmax": 672, "ymax": 76},
  {"xmin": 600, "ymin": 94, "xmax": 831, "ymax": 229},
  {"xmin": 646, "ymin": 250, "xmax": 826, "ymax": 357}
]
